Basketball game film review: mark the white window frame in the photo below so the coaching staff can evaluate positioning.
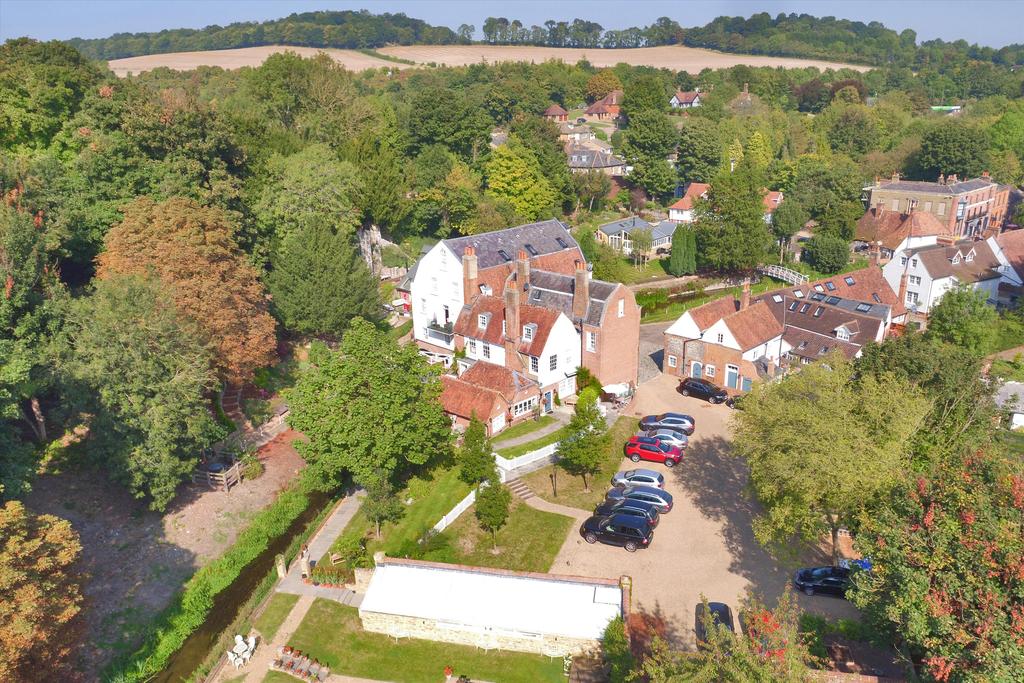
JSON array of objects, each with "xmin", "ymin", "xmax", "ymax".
[
  {"xmin": 512, "ymin": 397, "xmax": 537, "ymax": 417},
  {"xmin": 667, "ymin": 355, "xmax": 677, "ymax": 368},
  {"xmin": 586, "ymin": 331, "xmax": 597, "ymax": 352},
  {"xmin": 705, "ymin": 365, "xmax": 716, "ymax": 378},
  {"xmin": 477, "ymin": 314, "xmax": 488, "ymax": 329},
  {"xmin": 906, "ymin": 291, "xmax": 920, "ymax": 304},
  {"xmin": 482, "ymin": 343, "xmax": 491, "ymax": 359},
  {"xmin": 530, "ymin": 356, "xmax": 539, "ymax": 373},
  {"xmin": 523, "ymin": 325, "xmax": 533, "ymax": 341},
  {"xmin": 467, "ymin": 339, "xmax": 477, "ymax": 355},
  {"xmin": 909, "ymin": 275, "xmax": 922, "ymax": 286},
  {"xmin": 549, "ymin": 354, "xmax": 558, "ymax": 371}
]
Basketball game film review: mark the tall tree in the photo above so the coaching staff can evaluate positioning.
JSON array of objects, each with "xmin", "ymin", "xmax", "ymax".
[
  {"xmin": 0, "ymin": 501, "xmax": 82, "ymax": 681},
  {"xmin": 621, "ymin": 75, "xmax": 667, "ymax": 119},
  {"xmin": 98, "ymin": 197, "xmax": 277, "ymax": 384},
  {"xmin": 572, "ymin": 169, "xmax": 613, "ymax": 213},
  {"xmin": 667, "ymin": 225, "xmax": 696, "ymax": 276},
  {"xmin": 586, "ymin": 70, "xmax": 623, "ymax": 103},
  {"xmin": 286, "ymin": 318, "xmax": 453, "ymax": 491},
  {"xmin": 677, "ymin": 118, "xmax": 722, "ymax": 183},
  {"xmin": 744, "ymin": 131, "xmax": 773, "ymax": 168},
  {"xmin": 851, "ymin": 449, "xmax": 1024, "ymax": 683},
  {"xmin": 693, "ymin": 160, "xmax": 774, "ymax": 273},
  {"xmin": 802, "ymin": 234, "xmax": 850, "ymax": 274},
  {"xmin": 457, "ymin": 416, "xmax": 495, "ymax": 485},
  {"xmin": 485, "ymin": 144, "xmax": 556, "ymax": 221},
  {"xmin": 926, "ymin": 284, "xmax": 998, "ymax": 356},
  {"xmin": 918, "ymin": 123, "xmax": 991, "ymax": 180},
  {"xmin": 556, "ymin": 388, "xmax": 609, "ymax": 492},
  {"xmin": 475, "ymin": 470, "xmax": 511, "ymax": 549},
  {"xmin": 59, "ymin": 275, "xmax": 221, "ymax": 510},
  {"xmin": 267, "ymin": 222, "xmax": 382, "ymax": 338},
  {"xmin": 732, "ymin": 357, "xmax": 930, "ymax": 564},
  {"xmin": 769, "ymin": 198, "xmax": 807, "ymax": 262}
]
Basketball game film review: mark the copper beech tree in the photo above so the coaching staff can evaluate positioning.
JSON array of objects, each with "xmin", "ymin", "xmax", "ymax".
[{"xmin": 98, "ymin": 197, "xmax": 276, "ymax": 384}]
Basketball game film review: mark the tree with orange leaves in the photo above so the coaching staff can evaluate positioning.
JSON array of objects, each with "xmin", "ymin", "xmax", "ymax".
[
  {"xmin": 0, "ymin": 500, "xmax": 82, "ymax": 681},
  {"xmin": 98, "ymin": 197, "xmax": 276, "ymax": 384}
]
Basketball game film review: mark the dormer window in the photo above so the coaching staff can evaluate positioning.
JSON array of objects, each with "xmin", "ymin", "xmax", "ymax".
[
  {"xmin": 524, "ymin": 243, "xmax": 539, "ymax": 256},
  {"xmin": 523, "ymin": 324, "xmax": 536, "ymax": 341},
  {"xmin": 965, "ymin": 249, "xmax": 975, "ymax": 262},
  {"xmin": 836, "ymin": 327, "xmax": 850, "ymax": 341},
  {"xmin": 498, "ymin": 249, "xmax": 512, "ymax": 262},
  {"xmin": 952, "ymin": 254, "xmax": 961, "ymax": 265},
  {"xmin": 477, "ymin": 314, "xmax": 489, "ymax": 330}
]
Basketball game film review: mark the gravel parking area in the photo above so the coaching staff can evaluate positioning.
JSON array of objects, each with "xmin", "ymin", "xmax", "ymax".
[{"xmin": 548, "ymin": 373, "xmax": 860, "ymax": 648}]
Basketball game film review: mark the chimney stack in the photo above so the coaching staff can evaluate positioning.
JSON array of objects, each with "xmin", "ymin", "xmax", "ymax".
[
  {"xmin": 740, "ymin": 279, "xmax": 751, "ymax": 311},
  {"xmin": 938, "ymin": 173, "xmax": 945, "ymax": 185},
  {"xmin": 743, "ymin": 82, "xmax": 749, "ymax": 94},
  {"xmin": 462, "ymin": 246, "xmax": 478, "ymax": 303},
  {"xmin": 572, "ymin": 260, "xmax": 589, "ymax": 321},
  {"xmin": 516, "ymin": 249, "xmax": 530, "ymax": 288},
  {"xmin": 948, "ymin": 173, "xmax": 958, "ymax": 184},
  {"xmin": 982, "ymin": 170, "xmax": 990, "ymax": 179},
  {"xmin": 891, "ymin": 171, "xmax": 900, "ymax": 182},
  {"xmin": 504, "ymin": 278, "xmax": 520, "ymax": 356},
  {"xmin": 869, "ymin": 240, "xmax": 881, "ymax": 266},
  {"xmin": 876, "ymin": 200, "xmax": 885, "ymax": 216},
  {"xmin": 898, "ymin": 271, "xmax": 909, "ymax": 307}
]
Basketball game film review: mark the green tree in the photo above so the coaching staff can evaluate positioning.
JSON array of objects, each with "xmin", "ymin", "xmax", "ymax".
[
  {"xmin": 667, "ymin": 225, "xmax": 696, "ymax": 276},
  {"xmin": 485, "ymin": 144, "xmax": 556, "ymax": 220},
  {"xmin": 267, "ymin": 222, "xmax": 382, "ymax": 337},
  {"xmin": 572, "ymin": 169, "xmax": 613, "ymax": 213},
  {"xmin": 408, "ymin": 86, "xmax": 491, "ymax": 160},
  {"xmin": 457, "ymin": 416, "xmax": 494, "ymax": 485},
  {"xmin": 769, "ymin": 198, "xmax": 807, "ymax": 262},
  {"xmin": 629, "ymin": 157, "xmax": 677, "ymax": 201},
  {"xmin": 556, "ymin": 388, "xmax": 609, "ymax": 492},
  {"xmin": 732, "ymin": 357, "xmax": 930, "ymax": 565},
  {"xmin": 918, "ymin": 123, "xmax": 991, "ymax": 180},
  {"xmin": 58, "ymin": 275, "xmax": 221, "ymax": 510},
  {"xmin": 586, "ymin": 70, "xmax": 622, "ymax": 103},
  {"xmin": 818, "ymin": 199, "xmax": 863, "ymax": 241},
  {"xmin": 677, "ymin": 118, "xmax": 722, "ymax": 183},
  {"xmin": 693, "ymin": 160, "xmax": 774, "ymax": 273},
  {"xmin": 826, "ymin": 106, "xmax": 878, "ymax": 157},
  {"xmin": 621, "ymin": 74, "xmax": 667, "ymax": 119},
  {"xmin": 0, "ymin": 501, "xmax": 82, "ymax": 680},
  {"xmin": 744, "ymin": 131, "xmax": 772, "ymax": 169},
  {"xmin": 362, "ymin": 478, "xmax": 404, "ymax": 539},
  {"xmin": 474, "ymin": 471, "xmax": 511, "ymax": 549},
  {"xmin": 926, "ymin": 284, "xmax": 998, "ymax": 356},
  {"xmin": 286, "ymin": 318, "xmax": 453, "ymax": 491},
  {"xmin": 802, "ymin": 235, "xmax": 850, "ymax": 274},
  {"xmin": 601, "ymin": 617, "xmax": 634, "ymax": 683},
  {"xmin": 851, "ymin": 449, "xmax": 1024, "ymax": 683},
  {"xmin": 623, "ymin": 110, "xmax": 677, "ymax": 159}
]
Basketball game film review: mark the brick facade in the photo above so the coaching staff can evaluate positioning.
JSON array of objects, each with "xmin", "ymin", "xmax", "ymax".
[
  {"xmin": 663, "ymin": 336, "xmax": 744, "ymax": 388},
  {"xmin": 866, "ymin": 173, "xmax": 1010, "ymax": 238},
  {"xmin": 583, "ymin": 285, "xmax": 641, "ymax": 387}
]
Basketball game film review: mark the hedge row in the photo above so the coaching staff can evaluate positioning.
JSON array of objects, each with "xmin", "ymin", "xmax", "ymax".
[{"xmin": 105, "ymin": 487, "xmax": 310, "ymax": 682}]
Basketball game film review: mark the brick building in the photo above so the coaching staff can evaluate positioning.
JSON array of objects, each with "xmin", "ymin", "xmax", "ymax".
[{"xmin": 864, "ymin": 172, "xmax": 1011, "ymax": 238}]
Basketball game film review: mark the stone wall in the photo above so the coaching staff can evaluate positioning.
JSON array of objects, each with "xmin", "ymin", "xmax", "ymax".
[
  {"xmin": 807, "ymin": 671, "xmax": 904, "ymax": 683},
  {"xmin": 359, "ymin": 610, "xmax": 598, "ymax": 657}
]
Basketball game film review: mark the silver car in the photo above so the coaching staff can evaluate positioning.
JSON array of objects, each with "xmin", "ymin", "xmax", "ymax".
[
  {"xmin": 644, "ymin": 428, "xmax": 688, "ymax": 449},
  {"xmin": 611, "ymin": 469, "xmax": 665, "ymax": 489}
]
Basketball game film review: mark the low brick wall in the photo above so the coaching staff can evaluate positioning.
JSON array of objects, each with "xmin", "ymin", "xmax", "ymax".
[
  {"xmin": 360, "ymin": 610, "xmax": 597, "ymax": 656},
  {"xmin": 807, "ymin": 671, "xmax": 904, "ymax": 683}
]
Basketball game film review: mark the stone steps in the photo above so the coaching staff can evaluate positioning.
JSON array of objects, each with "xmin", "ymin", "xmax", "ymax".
[{"xmin": 505, "ymin": 478, "xmax": 535, "ymax": 501}]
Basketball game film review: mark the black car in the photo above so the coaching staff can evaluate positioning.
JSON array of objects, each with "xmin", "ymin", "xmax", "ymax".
[
  {"xmin": 594, "ymin": 499, "xmax": 661, "ymax": 528},
  {"xmin": 678, "ymin": 377, "xmax": 729, "ymax": 404},
  {"xmin": 793, "ymin": 566, "xmax": 851, "ymax": 597},
  {"xmin": 580, "ymin": 513, "xmax": 654, "ymax": 552},
  {"xmin": 695, "ymin": 601, "xmax": 735, "ymax": 645}
]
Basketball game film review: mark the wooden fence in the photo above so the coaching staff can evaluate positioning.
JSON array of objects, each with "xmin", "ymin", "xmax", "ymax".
[{"xmin": 192, "ymin": 460, "xmax": 243, "ymax": 492}]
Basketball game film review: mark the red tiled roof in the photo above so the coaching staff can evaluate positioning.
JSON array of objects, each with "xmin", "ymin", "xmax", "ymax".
[
  {"xmin": 668, "ymin": 183, "xmax": 710, "ymax": 211},
  {"xmin": 785, "ymin": 266, "xmax": 906, "ymax": 317},
  {"xmin": 673, "ymin": 91, "xmax": 700, "ymax": 104},
  {"xmin": 763, "ymin": 191, "xmax": 784, "ymax": 213},
  {"xmin": 543, "ymin": 104, "xmax": 568, "ymax": 116},
  {"xmin": 461, "ymin": 362, "xmax": 538, "ymax": 404},
  {"xmin": 453, "ymin": 296, "xmax": 564, "ymax": 357},
  {"xmin": 855, "ymin": 208, "xmax": 951, "ymax": 251},
  {"xmin": 440, "ymin": 375, "xmax": 506, "ymax": 420},
  {"xmin": 517, "ymin": 304, "xmax": 561, "ymax": 357},
  {"xmin": 996, "ymin": 228, "xmax": 1024, "ymax": 279},
  {"xmin": 687, "ymin": 295, "xmax": 739, "ymax": 331},
  {"xmin": 723, "ymin": 301, "xmax": 784, "ymax": 351},
  {"xmin": 474, "ymin": 249, "xmax": 584, "ymax": 297}
]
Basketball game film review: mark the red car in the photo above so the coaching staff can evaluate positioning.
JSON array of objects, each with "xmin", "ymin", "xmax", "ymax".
[{"xmin": 624, "ymin": 436, "xmax": 683, "ymax": 467}]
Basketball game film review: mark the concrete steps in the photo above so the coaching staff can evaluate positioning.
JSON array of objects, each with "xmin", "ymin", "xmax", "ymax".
[{"xmin": 505, "ymin": 478, "xmax": 535, "ymax": 501}]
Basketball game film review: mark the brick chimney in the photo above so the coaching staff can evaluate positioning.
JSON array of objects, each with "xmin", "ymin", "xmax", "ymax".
[
  {"xmin": 875, "ymin": 200, "xmax": 885, "ymax": 217},
  {"xmin": 898, "ymin": 271, "xmax": 909, "ymax": 306},
  {"xmin": 516, "ymin": 249, "xmax": 530, "ymax": 288},
  {"xmin": 504, "ymin": 278, "xmax": 520, "ymax": 356},
  {"xmin": 739, "ymin": 279, "xmax": 751, "ymax": 310},
  {"xmin": 462, "ymin": 246, "xmax": 478, "ymax": 302},
  {"xmin": 572, "ymin": 260, "xmax": 589, "ymax": 321},
  {"xmin": 891, "ymin": 171, "xmax": 900, "ymax": 182},
  {"xmin": 982, "ymin": 170, "xmax": 990, "ymax": 179},
  {"xmin": 869, "ymin": 240, "xmax": 881, "ymax": 266},
  {"xmin": 938, "ymin": 173, "xmax": 945, "ymax": 185},
  {"xmin": 948, "ymin": 173, "xmax": 958, "ymax": 184}
]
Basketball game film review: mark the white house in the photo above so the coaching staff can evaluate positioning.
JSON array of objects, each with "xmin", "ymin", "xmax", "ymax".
[
  {"xmin": 668, "ymin": 183, "xmax": 710, "ymax": 223},
  {"xmin": 882, "ymin": 239, "xmax": 1003, "ymax": 314},
  {"xmin": 670, "ymin": 90, "xmax": 701, "ymax": 109}
]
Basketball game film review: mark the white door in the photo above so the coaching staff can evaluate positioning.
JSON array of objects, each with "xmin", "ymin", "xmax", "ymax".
[{"xmin": 491, "ymin": 413, "xmax": 506, "ymax": 434}]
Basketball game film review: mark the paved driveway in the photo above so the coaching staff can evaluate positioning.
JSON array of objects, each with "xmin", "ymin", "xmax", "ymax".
[{"xmin": 549, "ymin": 373, "xmax": 859, "ymax": 648}]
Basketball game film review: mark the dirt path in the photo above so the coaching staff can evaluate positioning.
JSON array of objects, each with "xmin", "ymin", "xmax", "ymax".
[{"xmin": 23, "ymin": 431, "xmax": 305, "ymax": 678}]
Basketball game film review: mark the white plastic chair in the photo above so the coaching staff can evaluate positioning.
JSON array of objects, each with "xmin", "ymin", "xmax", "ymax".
[
  {"xmin": 246, "ymin": 635, "xmax": 258, "ymax": 653},
  {"xmin": 226, "ymin": 651, "xmax": 241, "ymax": 669}
]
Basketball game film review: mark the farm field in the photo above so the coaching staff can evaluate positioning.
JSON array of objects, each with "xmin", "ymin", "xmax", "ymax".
[{"xmin": 106, "ymin": 43, "xmax": 869, "ymax": 77}]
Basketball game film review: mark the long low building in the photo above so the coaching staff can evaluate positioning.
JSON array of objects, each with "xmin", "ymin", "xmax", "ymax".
[{"xmin": 359, "ymin": 556, "xmax": 627, "ymax": 656}]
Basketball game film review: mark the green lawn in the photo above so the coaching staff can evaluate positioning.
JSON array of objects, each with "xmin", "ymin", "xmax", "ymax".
[
  {"xmin": 991, "ymin": 312, "xmax": 1024, "ymax": 354},
  {"xmin": 612, "ymin": 257, "xmax": 673, "ymax": 285},
  {"xmin": 496, "ymin": 425, "xmax": 571, "ymax": 459},
  {"xmin": 324, "ymin": 466, "xmax": 471, "ymax": 564},
  {"xmin": 521, "ymin": 417, "xmax": 638, "ymax": 511},
  {"xmin": 389, "ymin": 318, "xmax": 413, "ymax": 340},
  {"xmin": 252, "ymin": 592, "xmax": 300, "ymax": 641},
  {"xmin": 288, "ymin": 600, "xmax": 565, "ymax": 683},
  {"xmin": 430, "ymin": 497, "xmax": 574, "ymax": 573},
  {"xmin": 641, "ymin": 279, "xmax": 777, "ymax": 323},
  {"xmin": 492, "ymin": 415, "xmax": 556, "ymax": 445}
]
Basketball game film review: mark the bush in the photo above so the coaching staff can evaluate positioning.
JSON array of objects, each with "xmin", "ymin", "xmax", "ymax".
[
  {"xmin": 576, "ymin": 366, "xmax": 603, "ymax": 394},
  {"xmin": 602, "ymin": 616, "xmax": 635, "ymax": 683},
  {"xmin": 802, "ymin": 235, "xmax": 850, "ymax": 274},
  {"xmin": 635, "ymin": 288, "xmax": 669, "ymax": 309},
  {"xmin": 240, "ymin": 451, "xmax": 264, "ymax": 480},
  {"xmin": 106, "ymin": 488, "xmax": 311, "ymax": 682}
]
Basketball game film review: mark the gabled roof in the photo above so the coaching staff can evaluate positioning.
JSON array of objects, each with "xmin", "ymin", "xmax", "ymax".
[
  {"xmin": 522, "ymin": 269, "xmax": 620, "ymax": 328},
  {"xmin": 722, "ymin": 301, "xmax": 784, "ymax": 351},
  {"xmin": 453, "ymin": 296, "xmax": 565, "ymax": 357},
  {"xmin": 440, "ymin": 375, "xmax": 507, "ymax": 420},
  {"xmin": 566, "ymin": 143, "xmax": 625, "ymax": 169},
  {"xmin": 668, "ymin": 183, "xmax": 710, "ymax": 211},
  {"xmin": 672, "ymin": 91, "xmax": 700, "ymax": 104},
  {"xmin": 856, "ymin": 207, "xmax": 952, "ymax": 250},
  {"xmin": 786, "ymin": 266, "xmax": 905, "ymax": 317},
  {"xmin": 650, "ymin": 220, "xmax": 677, "ymax": 241},
  {"xmin": 685, "ymin": 295, "xmax": 740, "ymax": 333},
  {"xmin": 908, "ymin": 239, "xmax": 1001, "ymax": 283},
  {"xmin": 584, "ymin": 90, "xmax": 623, "ymax": 115},
  {"xmin": 995, "ymin": 229, "xmax": 1024, "ymax": 279},
  {"xmin": 598, "ymin": 216, "xmax": 651, "ymax": 236},
  {"xmin": 543, "ymin": 103, "xmax": 568, "ymax": 116},
  {"xmin": 763, "ymin": 191, "xmax": 783, "ymax": 213},
  {"xmin": 474, "ymin": 248, "xmax": 586, "ymax": 298},
  {"xmin": 875, "ymin": 176, "xmax": 1000, "ymax": 196},
  {"xmin": 461, "ymin": 362, "xmax": 538, "ymax": 404},
  {"xmin": 443, "ymin": 220, "xmax": 576, "ymax": 270},
  {"xmin": 763, "ymin": 295, "xmax": 883, "ymax": 359}
]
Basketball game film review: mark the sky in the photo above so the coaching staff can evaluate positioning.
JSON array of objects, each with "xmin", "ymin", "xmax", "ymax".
[{"xmin": 1, "ymin": 0, "xmax": 1022, "ymax": 48}]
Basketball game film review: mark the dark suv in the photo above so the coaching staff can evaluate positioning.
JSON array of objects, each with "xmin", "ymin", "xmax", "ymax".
[
  {"xmin": 678, "ymin": 377, "xmax": 729, "ymax": 404},
  {"xmin": 580, "ymin": 513, "xmax": 654, "ymax": 552}
]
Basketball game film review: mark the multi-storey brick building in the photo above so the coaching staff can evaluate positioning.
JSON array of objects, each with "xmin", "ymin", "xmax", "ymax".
[{"xmin": 864, "ymin": 172, "xmax": 1011, "ymax": 238}]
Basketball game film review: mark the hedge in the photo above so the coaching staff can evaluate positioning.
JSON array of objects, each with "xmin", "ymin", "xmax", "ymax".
[{"xmin": 105, "ymin": 487, "xmax": 310, "ymax": 682}]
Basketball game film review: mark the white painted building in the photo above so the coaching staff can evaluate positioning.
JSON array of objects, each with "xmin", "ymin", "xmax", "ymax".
[
  {"xmin": 882, "ymin": 239, "xmax": 1003, "ymax": 314},
  {"xmin": 410, "ymin": 242, "xmax": 465, "ymax": 351}
]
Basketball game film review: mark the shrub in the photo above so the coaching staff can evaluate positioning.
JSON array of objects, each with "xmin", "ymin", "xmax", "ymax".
[
  {"xmin": 576, "ymin": 366, "xmax": 603, "ymax": 394},
  {"xmin": 802, "ymin": 235, "xmax": 850, "ymax": 274},
  {"xmin": 240, "ymin": 451, "xmax": 264, "ymax": 480},
  {"xmin": 602, "ymin": 616, "xmax": 635, "ymax": 683}
]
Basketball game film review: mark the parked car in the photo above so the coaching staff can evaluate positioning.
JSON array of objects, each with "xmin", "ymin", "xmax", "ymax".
[
  {"xmin": 594, "ymin": 499, "xmax": 660, "ymax": 527},
  {"xmin": 678, "ymin": 377, "xmax": 729, "ymax": 404},
  {"xmin": 639, "ymin": 412, "xmax": 695, "ymax": 435},
  {"xmin": 579, "ymin": 514, "xmax": 654, "ymax": 552},
  {"xmin": 793, "ymin": 566, "xmax": 851, "ymax": 598},
  {"xmin": 611, "ymin": 468, "xmax": 665, "ymax": 489},
  {"xmin": 643, "ymin": 428, "xmax": 688, "ymax": 449},
  {"xmin": 576, "ymin": 117, "xmax": 587, "ymax": 124},
  {"xmin": 695, "ymin": 601, "xmax": 735, "ymax": 645},
  {"xmin": 605, "ymin": 485, "xmax": 673, "ymax": 513},
  {"xmin": 624, "ymin": 436, "xmax": 683, "ymax": 467}
]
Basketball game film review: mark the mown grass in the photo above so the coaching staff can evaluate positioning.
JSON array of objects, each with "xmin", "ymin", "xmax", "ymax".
[
  {"xmin": 521, "ymin": 417, "xmax": 639, "ymax": 510},
  {"xmin": 288, "ymin": 600, "xmax": 565, "ymax": 683},
  {"xmin": 492, "ymin": 415, "xmax": 556, "ymax": 445},
  {"xmin": 252, "ymin": 593, "xmax": 300, "ymax": 641},
  {"xmin": 495, "ymin": 425, "xmax": 571, "ymax": 459}
]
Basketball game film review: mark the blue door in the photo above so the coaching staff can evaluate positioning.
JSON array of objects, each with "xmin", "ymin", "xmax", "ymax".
[
  {"xmin": 726, "ymin": 365, "xmax": 739, "ymax": 390},
  {"xmin": 690, "ymin": 362, "xmax": 702, "ymax": 378},
  {"xmin": 544, "ymin": 391, "xmax": 553, "ymax": 413}
]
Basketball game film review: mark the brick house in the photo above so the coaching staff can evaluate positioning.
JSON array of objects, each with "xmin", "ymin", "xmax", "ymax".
[
  {"xmin": 855, "ymin": 205, "xmax": 955, "ymax": 262},
  {"xmin": 440, "ymin": 362, "xmax": 540, "ymax": 435},
  {"xmin": 864, "ymin": 172, "xmax": 1011, "ymax": 238},
  {"xmin": 585, "ymin": 89, "xmax": 623, "ymax": 120},
  {"xmin": 543, "ymin": 103, "xmax": 568, "ymax": 122}
]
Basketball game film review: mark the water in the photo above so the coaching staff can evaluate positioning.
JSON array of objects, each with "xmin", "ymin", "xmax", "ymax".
[{"xmin": 153, "ymin": 492, "xmax": 330, "ymax": 683}]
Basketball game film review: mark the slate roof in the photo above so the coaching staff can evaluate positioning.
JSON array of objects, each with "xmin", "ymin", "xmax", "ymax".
[
  {"xmin": 474, "ymin": 248, "xmax": 585, "ymax": 298},
  {"xmin": 995, "ymin": 229, "xmax": 1024, "ymax": 279},
  {"xmin": 649, "ymin": 220, "xmax": 677, "ymax": 241},
  {"xmin": 598, "ymin": 216, "xmax": 651, "ymax": 236},
  {"xmin": 566, "ymin": 144, "xmax": 625, "ymax": 170},
  {"xmin": 855, "ymin": 207, "xmax": 952, "ymax": 250},
  {"xmin": 877, "ymin": 177, "xmax": 998, "ymax": 196},
  {"xmin": 908, "ymin": 239, "xmax": 1001, "ymax": 283},
  {"xmin": 780, "ymin": 327, "xmax": 861, "ymax": 360},
  {"xmin": 763, "ymin": 294, "xmax": 884, "ymax": 359},
  {"xmin": 443, "ymin": 219, "xmax": 576, "ymax": 270},
  {"xmin": 440, "ymin": 375, "xmax": 506, "ymax": 420},
  {"xmin": 525, "ymin": 269, "xmax": 619, "ymax": 327}
]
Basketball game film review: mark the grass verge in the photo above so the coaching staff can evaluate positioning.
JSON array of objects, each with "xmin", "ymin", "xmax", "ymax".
[
  {"xmin": 520, "ymin": 417, "xmax": 638, "ymax": 510},
  {"xmin": 356, "ymin": 48, "xmax": 417, "ymax": 65},
  {"xmin": 641, "ymin": 279, "xmax": 777, "ymax": 323},
  {"xmin": 289, "ymin": 600, "xmax": 565, "ymax": 683},
  {"xmin": 253, "ymin": 593, "xmax": 300, "ymax": 641},
  {"xmin": 496, "ymin": 426, "xmax": 571, "ymax": 459},
  {"xmin": 492, "ymin": 415, "xmax": 556, "ymax": 445}
]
